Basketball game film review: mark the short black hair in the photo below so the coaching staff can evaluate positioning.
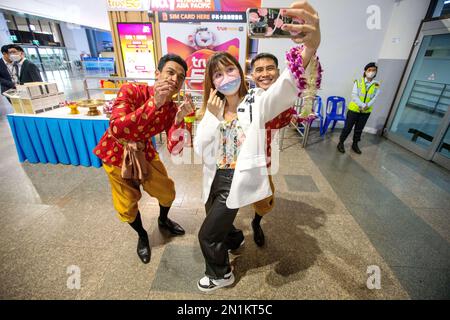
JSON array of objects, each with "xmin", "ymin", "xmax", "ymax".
[
  {"xmin": 8, "ymin": 44, "xmax": 24, "ymax": 53},
  {"xmin": 364, "ymin": 62, "xmax": 378, "ymax": 71},
  {"xmin": 250, "ymin": 53, "xmax": 279, "ymax": 69},
  {"xmin": 158, "ymin": 54, "xmax": 188, "ymax": 74},
  {"xmin": 1, "ymin": 44, "xmax": 11, "ymax": 54}
]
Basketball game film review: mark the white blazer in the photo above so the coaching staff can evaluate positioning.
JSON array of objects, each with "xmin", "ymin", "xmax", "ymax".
[{"xmin": 194, "ymin": 68, "xmax": 303, "ymax": 209}]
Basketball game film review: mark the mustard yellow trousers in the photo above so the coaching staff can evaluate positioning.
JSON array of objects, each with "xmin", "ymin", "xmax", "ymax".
[{"xmin": 103, "ymin": 155, "xmax": 175, "ymax": 223}]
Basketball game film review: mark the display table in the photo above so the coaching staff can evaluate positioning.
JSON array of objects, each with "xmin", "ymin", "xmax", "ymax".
[{"xmin": 7, "ymin": 108, "xmax": 156, "ymax": 168}]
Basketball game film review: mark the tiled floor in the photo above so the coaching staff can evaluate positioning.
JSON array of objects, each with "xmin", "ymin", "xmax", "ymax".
[{"xmin": 0, "ymin": 118, "xmax": 449, "ymax": 300}]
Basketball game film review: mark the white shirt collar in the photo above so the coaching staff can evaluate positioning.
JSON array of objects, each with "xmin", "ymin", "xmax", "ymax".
[{"xmin": 17, "ymin": 58, "xmax": 26, "ymax": 66}]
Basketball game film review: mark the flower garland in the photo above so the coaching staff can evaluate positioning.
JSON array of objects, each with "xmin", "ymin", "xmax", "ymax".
[
  {"xmin": 103, "ymin": 99, "xmax": 115, "ymax": 118},
  {"xmin": 286, "ymin": 45, "xmax": 323, "ymax": 124},
  {"xmin": 286, "ymin": 45, "xmax": 307, "ymax": 93}
]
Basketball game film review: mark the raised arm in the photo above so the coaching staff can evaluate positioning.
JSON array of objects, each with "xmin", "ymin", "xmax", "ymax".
[
  {"xmin": 255, "ymin": 1, "xmax": 321, "ymax": 123},
  {"xmin": 109, "ymin": 84, "xmax": 164, "ymax": 142}
]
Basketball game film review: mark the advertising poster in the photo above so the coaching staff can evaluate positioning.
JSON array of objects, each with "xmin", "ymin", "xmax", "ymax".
[
  {"xmin": 159, "ymin": 12, "xmax": 247, "ymax": 94},
  {"xmin": 117, "ymin": 23, "xmax": 157, "ymax": 79}
]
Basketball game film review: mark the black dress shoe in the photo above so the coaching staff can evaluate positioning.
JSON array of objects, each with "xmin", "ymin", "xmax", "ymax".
[
  {"xmin": 337, "ymin": 142, "xmax": 345, "ymax": 153},
  {"xmin": 352, "ymin": 143, "xmax": 362, "ymax": 154},
  {"xmin": 137, "ymin": 236, "xmax": 151, "ymax": 264},
  {"xmin": 251, "ymin": 220, "xmax": 265, "ymax": 247},
  {"xmin": 158, "ymin": 217, "xmax": 185, "ymax": 235}
]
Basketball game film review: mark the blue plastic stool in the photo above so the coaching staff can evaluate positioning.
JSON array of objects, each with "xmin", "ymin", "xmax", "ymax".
[
  {"xmin": 313, "ymin": 95, "xmax": 325, "ymax": 135},
  {"xmin": 323, "ymin": 96, "xmax": 346, "ymax": 135}
]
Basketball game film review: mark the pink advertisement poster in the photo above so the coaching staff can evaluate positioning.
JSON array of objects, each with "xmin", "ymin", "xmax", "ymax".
[
  {"xmin": 117, "ymin": 23, "xmax": 157, "ymax": 79},
  {"xmin": 159, "ymin": 21, "xmax": 247, "ymax": 93}
]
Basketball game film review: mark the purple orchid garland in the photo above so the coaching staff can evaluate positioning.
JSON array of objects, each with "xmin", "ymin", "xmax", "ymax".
[{"xmin": 286, "ymin": 45, "xmax": 323, "ymax": 124}]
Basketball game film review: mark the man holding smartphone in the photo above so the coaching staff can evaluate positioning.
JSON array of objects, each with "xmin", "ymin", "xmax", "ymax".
[{"xmin": 236, "ymin": 53, "xmax": 294, "ymax": 247}]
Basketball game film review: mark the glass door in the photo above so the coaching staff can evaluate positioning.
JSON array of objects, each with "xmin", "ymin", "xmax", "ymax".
[
  {"xmin": 385, "ymin": 19, "xmax": 450, "ymax": 170},
  {"xmin": 432, "ymin": 123, "xmax": 450, "ymax": 168}
]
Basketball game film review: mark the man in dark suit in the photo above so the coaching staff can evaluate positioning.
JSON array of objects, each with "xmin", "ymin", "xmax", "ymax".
[
  {"xmin": 7, "ymin": 44, "xmax": 42, "ymax": 85},
  {"xmin": 0, "ymin": 44, "xmax": 16, "ymax": 97}
]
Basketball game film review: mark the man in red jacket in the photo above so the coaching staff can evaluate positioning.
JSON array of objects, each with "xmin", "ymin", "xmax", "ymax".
[
  {"xmin": 248, "ymin": 53, "xmax": 294, "ymax": 247},
  {"xmin": 94, "ymin": 54, "xmax": 194, "ymax": 264}
]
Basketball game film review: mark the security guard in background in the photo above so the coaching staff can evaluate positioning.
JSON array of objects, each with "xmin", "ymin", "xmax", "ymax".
[{"xmin": 337, "ymin": 62, "xmax": 380, "ymax": 154}]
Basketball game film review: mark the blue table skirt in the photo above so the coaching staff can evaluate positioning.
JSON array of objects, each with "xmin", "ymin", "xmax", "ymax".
[{"xmin": 7, "ymin": 114, "xmax": 156, "ymax": 168}]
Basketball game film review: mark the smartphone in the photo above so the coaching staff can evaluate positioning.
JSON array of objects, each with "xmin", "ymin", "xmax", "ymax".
[
  {"xmin": 216, "ymin": 91, "xmax": 225, "ymax": 100},
  {"xmin": 247, "ymin": 8, "xmax": 304, "ymax": 38}
]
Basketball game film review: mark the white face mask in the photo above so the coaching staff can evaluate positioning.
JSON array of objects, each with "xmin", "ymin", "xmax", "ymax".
[
  {"xmin": 9, "ymin": 54, "xmax": 21, "ymax": 62},
  {"xmin": 366, "ymin": 71, "xmax": 376, "ymax": 79}
]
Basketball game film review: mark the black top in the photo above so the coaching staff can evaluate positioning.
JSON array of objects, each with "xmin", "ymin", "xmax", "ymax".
[
  {"xmin": 0, "ymin": 58, "xmax": 15, "ymax": 94},
  {"xmin": 19, "ymin": 59, "xmax": 43, "ymax": 84}
]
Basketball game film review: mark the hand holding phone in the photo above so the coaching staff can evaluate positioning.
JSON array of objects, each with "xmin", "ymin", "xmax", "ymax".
[
  {"xmin": 247, "ymin": 1, "xmax": 321, "ymax": 52},
  {"xmin": 247, "ymin": 8, "xmax": 304, "ymax": 38},
  {"xmin": 207, "ymin": 89, "xmax": 225, "ymax": 118}
]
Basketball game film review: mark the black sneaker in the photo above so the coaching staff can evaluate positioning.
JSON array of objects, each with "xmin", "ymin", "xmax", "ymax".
[{"xmin": 197, "ymin": 271, "xmax": 235, "ymax": 292}]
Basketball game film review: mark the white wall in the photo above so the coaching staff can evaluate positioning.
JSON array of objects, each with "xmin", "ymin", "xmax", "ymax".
[
  {"xmin": 0, "ymin": 0, "xmax": 110, "ymax": 31},
  {"xmin": 59, "ymin": 22, "xmax": 91, "ymax": 63},
  {"xmin": 379, "ymin": 0, "xmax": 431, "ymax": 60}
]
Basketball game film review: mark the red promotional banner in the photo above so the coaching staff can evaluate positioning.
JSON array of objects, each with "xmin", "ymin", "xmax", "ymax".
[{"xmin": 220, "ymin": 0, "xmax": 261, "ymax": 11}]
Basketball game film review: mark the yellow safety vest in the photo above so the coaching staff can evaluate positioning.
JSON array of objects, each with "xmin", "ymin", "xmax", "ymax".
[{"xmin": 348, "ymin": 77, "xmax": 380, "ymax": 113}]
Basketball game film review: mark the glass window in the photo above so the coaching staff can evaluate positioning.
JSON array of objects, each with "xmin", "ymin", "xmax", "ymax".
[
  {"xmin": 4, "ymin": 14, "xmax": 17, "ymax": 31},
  {"xmin": 437, "ymin": 126, "xmax": 450, "ymax": 158},
  {"xmin": 433, "ymin": 0, "xmax": 450, "ymax": 18},
  {"xmin": 390, "ymin": 34, "xmax": 450, "ymax": 150},
  {"xmin": 50, "ymin": 22, "xmax": 63, "ymax": 44},
  {"xmin": 40, "ymin": 21, "xmax": 52, "ymax": 34},
  {"xmin": 15, "ymin": 16, "xmax": 29, "ymax": 32},
  {"xmin": 28, "ymin": 18, "xmax": 42, "ymax": 33}
]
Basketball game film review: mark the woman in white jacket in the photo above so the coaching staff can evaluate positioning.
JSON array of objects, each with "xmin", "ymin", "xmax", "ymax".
[{"xmin": 194, "ymin": 1, "xmax": 321, "ymax": 292}]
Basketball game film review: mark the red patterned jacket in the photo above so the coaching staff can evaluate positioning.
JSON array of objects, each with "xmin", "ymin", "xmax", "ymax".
[
  {"xmin": 265, "ymin": 108, "xmax": 295, "ymax": 167},
  {"xmin": 93, "ymin": 83, "xmax": 184, "ymax": 167}
]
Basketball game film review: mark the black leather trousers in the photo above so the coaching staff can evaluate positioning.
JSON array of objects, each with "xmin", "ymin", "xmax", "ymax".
[{"xmin": 198, "ymin": 169, "xmax": 244, "ymax": 279}]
